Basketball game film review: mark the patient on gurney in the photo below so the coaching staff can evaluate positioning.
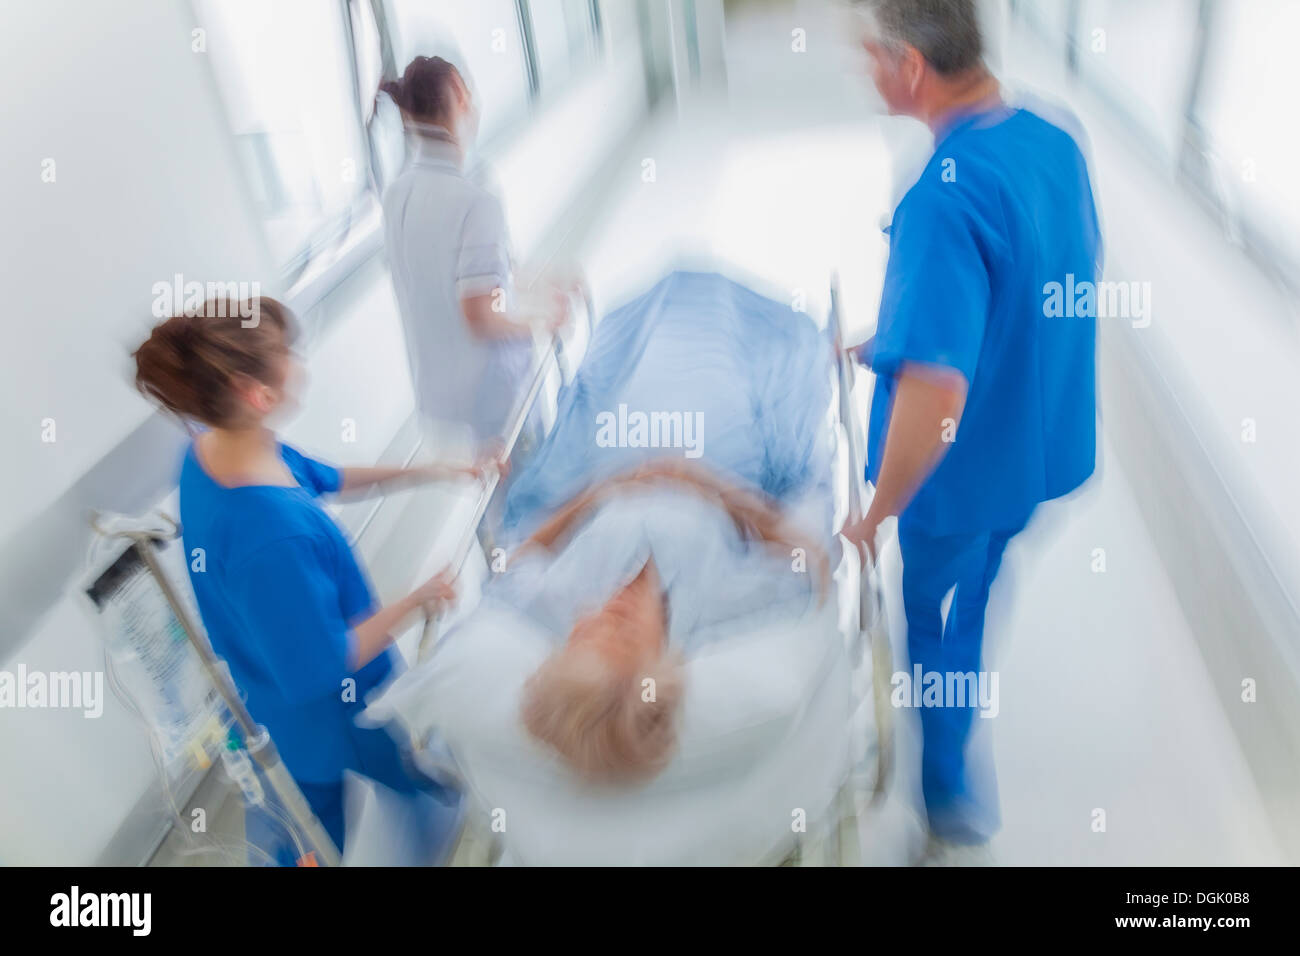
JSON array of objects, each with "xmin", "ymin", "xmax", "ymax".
[
  {"xmin": 475, "ymin": 272, "xmax": 837, "ymax": 784},
  {"xmin": 503, "ymin": 458, "xmax": 829, "ymax": 783},
  {"xmin": 394, "ymin": 271, "xmax": 835, "ymax": 790}
]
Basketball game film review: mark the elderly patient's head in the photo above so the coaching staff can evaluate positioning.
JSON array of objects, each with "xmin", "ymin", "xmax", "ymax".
[{"xmin": 521, "ymin": 559, "xmax": 685, "ymax": 783}]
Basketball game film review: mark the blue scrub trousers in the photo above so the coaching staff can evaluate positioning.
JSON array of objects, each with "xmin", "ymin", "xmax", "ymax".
[
  {"xmin": 246, "ymin": 722, "xmax": 460, "ymax": 866},
  {"xmin": 898, "ymin": 517, "xmax": 1025, "ymax": 845}
]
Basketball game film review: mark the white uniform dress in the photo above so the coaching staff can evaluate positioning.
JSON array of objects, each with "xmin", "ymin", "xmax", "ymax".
[{"xmin": 382, "ymin": 130, "xmax": 533, "ymax": 444}]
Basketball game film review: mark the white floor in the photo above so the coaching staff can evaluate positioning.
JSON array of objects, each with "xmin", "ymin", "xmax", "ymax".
[
  {"xmin": 861, "ymin": 450, "xmax": 1281, "ymax": 865},
  {"xmin": 987, "ymin": 454, "xmax": 1281, "ymax": 865}
]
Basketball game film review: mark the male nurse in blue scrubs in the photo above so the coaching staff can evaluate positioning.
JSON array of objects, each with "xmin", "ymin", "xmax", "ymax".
[{"xmin": 842, "ymin": 0, "xmax": 1102, "ymax": 861}]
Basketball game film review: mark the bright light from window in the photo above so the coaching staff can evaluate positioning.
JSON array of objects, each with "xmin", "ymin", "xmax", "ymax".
[{"xmin": 196, "ymin": 0, "xmax": 368, "ymax": 271}]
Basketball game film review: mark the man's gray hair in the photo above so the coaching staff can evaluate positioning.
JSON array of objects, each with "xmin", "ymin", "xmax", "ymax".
[{"xmin": 867, "ymin": 0, "xmax": 984, "ymax": 76}]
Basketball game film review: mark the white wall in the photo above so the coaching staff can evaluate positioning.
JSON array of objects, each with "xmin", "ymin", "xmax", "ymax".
[
  {"xmin": 0, "ymin": 0, "xmax": 274, "ymax": 865},
  {"xmin": 0, "ymin": 0, "xmax": 273, "ymax": 541}
]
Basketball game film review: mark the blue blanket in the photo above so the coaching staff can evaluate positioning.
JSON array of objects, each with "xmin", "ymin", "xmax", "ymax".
[{"xmin": 504, "ymin": 271, "xmax": 832, "ymax": 531}]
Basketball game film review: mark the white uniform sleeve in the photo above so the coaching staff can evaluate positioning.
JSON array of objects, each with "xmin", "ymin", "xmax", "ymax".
[{"xmin": 456, "ymin": 190, "xmax": 512, "ymax": 299}]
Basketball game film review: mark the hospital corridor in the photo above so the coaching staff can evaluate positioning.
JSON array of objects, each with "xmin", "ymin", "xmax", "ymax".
[{"xmin": 2, "ymin": 0, "xmax": 1298, "ymax": 921}]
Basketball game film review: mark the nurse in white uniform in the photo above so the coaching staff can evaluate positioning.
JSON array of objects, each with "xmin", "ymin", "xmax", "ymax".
[{"xmin": 379, "ymin": 56, "xmax": 566, "ymax": 451}]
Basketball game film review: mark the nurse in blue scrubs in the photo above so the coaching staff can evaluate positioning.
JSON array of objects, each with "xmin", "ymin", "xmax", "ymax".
[
  {"xmin": 844, "ymin": 1, "xmax": 1101, "ymax": 860},
  {"xmin": 133, "ymin": 296, "xmax": 494, "ymax": 863}
]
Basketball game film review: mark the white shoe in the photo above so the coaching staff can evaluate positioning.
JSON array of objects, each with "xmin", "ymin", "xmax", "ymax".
[{"xmin": 917, "ymin": 835, "xmax": 995, "ymax": 867}]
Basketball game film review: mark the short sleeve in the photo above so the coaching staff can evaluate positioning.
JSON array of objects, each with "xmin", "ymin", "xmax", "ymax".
[
  {"xmin": 279, "ymin": 444, "xmax": 342, "ymax": 497},
  {"xmin": 853, "ymin": 334, "xmax": 877, "ymax": 369},
  {"xmin": 873, "ymin": 186, "xmax": 991, "ymax": 385},
  {"xmin": 456, "ymin": 191, "xmax": 511, "ymax": 299},
  {"xmin": 229, "ymin": 535, "xmax": 355, "ymax": 702}
]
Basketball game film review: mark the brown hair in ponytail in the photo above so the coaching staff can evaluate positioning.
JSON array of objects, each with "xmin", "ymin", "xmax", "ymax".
[
  {"xmin": 132, "ymin": 297, "xmax": 297, "ymax": 427},
  {"xmin": 378, "ymin": 55, "xmax": 464, "ymax": 125}
]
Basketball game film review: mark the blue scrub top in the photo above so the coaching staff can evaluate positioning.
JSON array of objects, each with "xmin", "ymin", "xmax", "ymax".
[
  {"xmin": 178, "ymin": 442, "xmax": 396, "ymax": 784},
  {"xmin": 865, "ymin": 104, "xmax": 1102, "ymax": 536}
]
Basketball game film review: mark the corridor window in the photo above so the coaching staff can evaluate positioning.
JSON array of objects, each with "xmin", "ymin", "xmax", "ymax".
[
  {"xmin": 1072, "ymin": 0, "xmax": 1201, "ymax": 166},
  {"xmin": 350, "ymin": 0, "xmax": 384, "ymax": 123},
  {"xmin": 597, "ymin": 0, "xmax": 640, "ymax": 55},
  {"xmin": 528, "ymin": 0, "xmax": 599, "ymax": 94},
  {"xmin": 195, "ymin": 0, "xmax": 371, "ymax": 277},
  {"xmin": 385, "ymin": 0, "xmax": 531, "ymax": 144},
  {"xmin": 1193, "ymin": 0, "xmax": 1300, "ymax": 279},
  {"xmin": 350, "ymin": 0, "xmax": 406, "ymax": 191},
  {"xmin": 1013, "ymin": 0, "xmax": 1076, "ymax": 43}
]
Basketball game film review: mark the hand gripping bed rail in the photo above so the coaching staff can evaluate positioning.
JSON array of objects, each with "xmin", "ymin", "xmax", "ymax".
[
  {"xmin": 415, "ymin": 288, "xmax": 592, "ymax": 663},
  {"xmin": 828, "ymin": 275, "xmax": 895, "ymax": 806}
]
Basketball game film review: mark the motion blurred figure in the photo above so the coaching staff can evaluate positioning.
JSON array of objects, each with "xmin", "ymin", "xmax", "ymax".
[
  {"xmin": 843, "ymin": 0, "xmax": 1101, "ymax": 862},
  {"xmin": 378, "ymin": 56, "xmax": 570, "ymax": 462},
  {"xmin": 132, "ymin": 297, "xmax": 489, "ymax": 863}
]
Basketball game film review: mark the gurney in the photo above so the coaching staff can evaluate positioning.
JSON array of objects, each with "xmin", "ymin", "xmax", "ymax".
[{"xmin": 367, "ymin": 270, "xmax": 893, "ymax": 865}]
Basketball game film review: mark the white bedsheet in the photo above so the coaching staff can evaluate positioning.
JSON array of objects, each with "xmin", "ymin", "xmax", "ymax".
[{"xmin": 366, "ymin": 594, "xmax": 851, "ymax": 865}]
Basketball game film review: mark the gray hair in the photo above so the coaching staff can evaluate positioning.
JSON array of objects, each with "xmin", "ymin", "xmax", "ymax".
[
  {"xmin": 867, "ymin": 0, "xmax": 984, "ymax": 76},
  {"xmin": 521, "ymin": 648, "xmax": 685, "ymax": 784}
]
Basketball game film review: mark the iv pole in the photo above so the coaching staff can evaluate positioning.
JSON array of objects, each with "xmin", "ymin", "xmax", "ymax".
[
  {"xmin": 93, "ymin": 517, "xmax": 343, "ymax": 867},
  {"xmin": 416, "ymin": 287, "xmax": 591, "ymax": 662}
]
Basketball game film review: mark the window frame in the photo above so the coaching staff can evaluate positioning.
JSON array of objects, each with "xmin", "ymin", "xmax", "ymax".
[
  {"xmin": 1010, "ymin": 0, "xmax": 1300, "ymax": 298},
  {"xmin": 518, "ymin": 0, "xmax": 605, "ymax": 106},
  {"xmin": 196, "ymin": 0, "xmax": 608, "ymax": 311}
]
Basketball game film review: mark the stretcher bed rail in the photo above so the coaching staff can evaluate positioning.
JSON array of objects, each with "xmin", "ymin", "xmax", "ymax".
[
  {"xmin": 828, "ymin": 274, "xmax": 895, "ymax": 807},
  {"xmin": 416, "ymin": 288, "xmax": 593, "ymax": 662}
]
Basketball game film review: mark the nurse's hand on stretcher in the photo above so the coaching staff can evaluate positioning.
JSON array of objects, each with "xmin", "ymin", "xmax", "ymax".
[
  {"xmin": 349, "ymin": 567, "xmax": 459, "ymax": 668},
  {"xmin": 512, "ymin": 286, "xmax": 570, "ymax": 335},
  {"xmin": 411, "ymin": 443, "xmax": 509, "ymax": 485},
  {"xmin": 846, "ymin": 335, "xmax": 875, "ymax": 370},
  {"xmin": 477, "ymin": 441, "xmax": 510, "ymax": 481},
  {"xmin": 409, "ymin": 568, "xmax": 458, "ymax": 611},
  {"xmin": 461, "ymin": 266, "xmax": 582, "ymax": 342},
  {"xmin": 517, "ymin": 266, "xmax": 588, "ymax": 335},
  {"xmin": 338, "ymin": 446, "xmax": 507, "ymax": 498}
]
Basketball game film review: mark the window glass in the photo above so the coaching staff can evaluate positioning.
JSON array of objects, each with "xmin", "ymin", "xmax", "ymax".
[
  {"xmin": 1073, "ymin": 0, "xmax": 1200, "ymax": 164},
  {"xmin": 1014, "ymin": 0, "xmax": 1076, "ymax": 43},
  {"xmin": 196, "ymin": 0, "xmax": 369, "ymax": 273},
  {"xmin": 1194, "ymin": 0, "xmax": 1300, "ymax": 271},
  {"xmin": 350, "ymin": 0, "xmax": 384, "ymax": 123},
  {"xmin": 528, "ymin": 0, "xmax": 598, "ymax": 93},
  {"xmin": 597, "ymin": 0, "xmax": 640, "ymax": 54}
]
